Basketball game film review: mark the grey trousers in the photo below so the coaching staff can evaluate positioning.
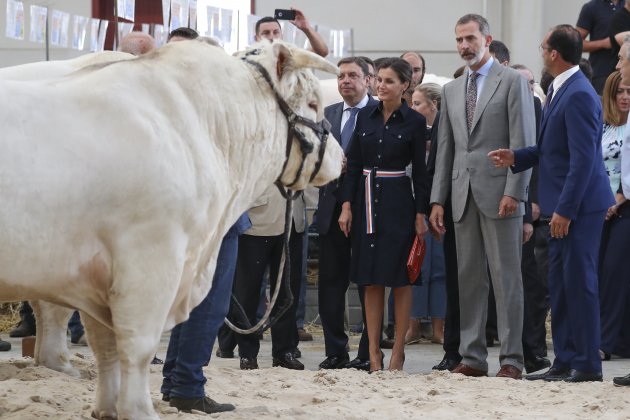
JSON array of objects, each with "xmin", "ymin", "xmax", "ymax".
[{"xmin": 454, "ymin": 192, "xmax": 524, "ymax": 371}]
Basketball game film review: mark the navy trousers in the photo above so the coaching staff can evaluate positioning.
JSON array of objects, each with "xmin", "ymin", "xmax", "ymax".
[{"xmin": 548, "ymin": 210, "xmax": 606, "ymax": 373}]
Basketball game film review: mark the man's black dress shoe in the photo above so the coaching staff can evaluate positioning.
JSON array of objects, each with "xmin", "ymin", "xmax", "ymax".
[
  {"xmin": 0, "ymin": 338, "xmax": 11, "ymax": 352},
  {"xmin": 169, "ymin": 396, "xmax": 235, "ymax": 414},
  {"xmin": 432, "ymin": 354, "xmax": 462, "ymax": 371},
  {"xmin": 215, "ymin": 348, "xmax": 234, "ymax": 358},
  {"xmin": 525, "ymin": 366, "xmax": 570, "ymax": 381},
  {"xmin": 524, "ymin": 356, "xmax": 551, "ymax": 374},
  {"xmin": 345, "ymin": 358, "xmax": 370, "ymax": 371},
  {"xmin": 563, "ymin": 369, "xmax": 602, "ymax": 383},
  {"xmin": 613, "ymin": 373, "xmax": 630, "ymax": 386},
  {"xmin": 239, "ymin": 357, "xmax": 258, "ymax": 370},
  {"xmin": 272, "ymin": 352, "xmax": 305, "ymax": 370},
  {"xmin": 293, "ymin": 348, "xmax": 302, "ymax": 359},
  {"xmin": 9, "ymin": 321, "xmax": 36, "ymax": 338},
  {"xmin": 319, "ymin": 354, "xmax": 350, "ymax": 369}
]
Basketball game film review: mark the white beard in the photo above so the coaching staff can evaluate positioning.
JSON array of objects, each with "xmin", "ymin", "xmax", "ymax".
[{"xmin": 462, "ymin": 48, "xmax": 485, "ymax": 67}]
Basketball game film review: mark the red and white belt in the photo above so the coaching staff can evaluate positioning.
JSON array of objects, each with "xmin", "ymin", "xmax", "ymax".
[{"xmin": 362, "ymin": 168, "xmax": 406, "ymax": 234}]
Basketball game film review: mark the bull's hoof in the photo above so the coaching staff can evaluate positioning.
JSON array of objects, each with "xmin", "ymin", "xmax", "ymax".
[{"xmin": 91, "ymin": 409, "xmax": 117, "ymax": 419}]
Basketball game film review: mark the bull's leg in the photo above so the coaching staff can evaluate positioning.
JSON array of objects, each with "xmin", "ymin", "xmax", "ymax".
[
  {"xmin": 82, "ymin": 313, "xmax": 120, "ymax": 419},
  {"xmin": 31, "ymin": 301, "xmax": 78, "ymax": 376},
  {"xmin": 110, "ymin": 251, "xmax": 183, "ymax": 420}
]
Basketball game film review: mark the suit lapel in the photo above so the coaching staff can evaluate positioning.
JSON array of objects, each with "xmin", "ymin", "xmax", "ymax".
[
  {"xmin": 331, "ymin": 103, "xmax": 343, "ymax": 144},
  {"xmin": 470, "ymin": 61, "xmax": 501, "ymax": 133},
  {"xmin": 539, "ymin": 71, "xmax": 582, "ymax": 141},
  {"xmin": 449, "ymin": 77, "xmax": 469, "ymax": 136}
]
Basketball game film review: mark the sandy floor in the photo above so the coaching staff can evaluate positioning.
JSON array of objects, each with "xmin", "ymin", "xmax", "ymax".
[{"xmin": 1, "ymin": 350, "xmax": 630, "ymax": 419}]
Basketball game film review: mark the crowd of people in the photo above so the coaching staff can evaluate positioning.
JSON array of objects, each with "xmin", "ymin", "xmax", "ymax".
[{"xmin": 2, "ymin": 2, "xmax": 630, "ymax": 415}]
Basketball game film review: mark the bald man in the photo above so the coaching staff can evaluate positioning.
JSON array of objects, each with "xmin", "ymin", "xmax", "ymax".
[{"xmin": 119, "ymin": 32, "xmax": 156, "ymax": 56}]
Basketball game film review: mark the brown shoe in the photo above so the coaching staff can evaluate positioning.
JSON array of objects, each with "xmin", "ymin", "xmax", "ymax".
[
  {"xmin": 297, "ymin": 328, "xmax": 313, "ymax": 342},
  {"xmin": 451, "ymin": 363, "xmax": 488, "ymax": 377},
  {"xmin": 496, "ymin": 364, "xmax": 522, "ymax": 379}
]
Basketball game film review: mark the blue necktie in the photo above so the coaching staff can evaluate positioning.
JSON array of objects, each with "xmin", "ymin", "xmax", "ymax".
[
  {"xmin": 544, "ymin": 84, "xmax": 555, "ymax": 112},
  {"xmin": 341, "ymin": 107, "xmax": 360, "ymax": 150}
]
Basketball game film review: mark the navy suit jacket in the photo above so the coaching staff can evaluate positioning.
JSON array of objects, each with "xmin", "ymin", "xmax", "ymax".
[
  {"xmin": 317, "ymin": 96, "xmax": 378, "ymax": 235},
  {"xmin": 512, "ymin": 70, "xmax": 614, "ymax": 219}
]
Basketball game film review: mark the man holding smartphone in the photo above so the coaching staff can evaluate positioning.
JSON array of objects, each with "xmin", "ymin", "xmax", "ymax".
[{"xmin": 255, "ymin": 8, "xmax": 328, "ymax": 57}]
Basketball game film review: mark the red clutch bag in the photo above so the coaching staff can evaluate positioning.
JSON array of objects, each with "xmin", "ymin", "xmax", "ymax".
[{"xmin": 407, "ymin": 236, "xmax": 426, "ymax": 284}]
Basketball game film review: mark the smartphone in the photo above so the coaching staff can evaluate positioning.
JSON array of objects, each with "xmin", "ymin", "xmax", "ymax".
[{"xmin": 274, "ymin": 9, "xmax": 296, "ymax": 20}]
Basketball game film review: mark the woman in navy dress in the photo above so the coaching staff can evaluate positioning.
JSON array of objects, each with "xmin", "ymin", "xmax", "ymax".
[{"xmin": 339, "ymin": 58, "xmax": 430, "ymax": 372}]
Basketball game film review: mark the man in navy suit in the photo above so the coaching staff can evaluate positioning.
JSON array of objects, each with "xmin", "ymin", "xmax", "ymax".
[
  {"xmin": 489, "ymin": 24, "xmax": 615, "ymax": 383},
  {"xmin": 317, "ymin": 57, "xmax": 377, "ymax": 370}
]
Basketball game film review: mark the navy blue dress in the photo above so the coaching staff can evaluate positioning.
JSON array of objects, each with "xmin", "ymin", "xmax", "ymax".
[{"xmin": 340, "ymin": 101, "xmax": 430, "ymax": 287}]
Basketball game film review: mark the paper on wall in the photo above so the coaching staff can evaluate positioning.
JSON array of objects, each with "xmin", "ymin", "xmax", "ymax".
[
  {"xmin": 71, "ymin": 15, "xmax": 89, "ymax": 50},
  {"xmin": 29, "ymin": 5, "xmax": 48, "ymax": 43},
  {"xmin": 5, "ymin": 0, "xmax": 25, "ymax": 40}
]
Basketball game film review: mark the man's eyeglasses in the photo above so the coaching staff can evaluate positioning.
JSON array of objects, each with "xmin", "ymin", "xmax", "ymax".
[{"xmin": 539, "ymin": 44, "xmax": 552, "ymax": 53}]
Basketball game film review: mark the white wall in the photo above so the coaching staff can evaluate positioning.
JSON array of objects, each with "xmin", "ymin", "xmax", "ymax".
[
  {"xmin": 0, "ymin": 0, "xmax": 588, "ymax": 77},
  {"xmin": 1, "ymin": 0, "xmax": 91, "ymax": 67},
  {"xmin": 255, "ymin": 0, "xmax": 585, "ymax": 80}
]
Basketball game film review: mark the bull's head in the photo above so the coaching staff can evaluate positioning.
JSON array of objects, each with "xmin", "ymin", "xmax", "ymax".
[{"xmin": 238, "ymin": 41, "xmax": 343, "ymax": 190}]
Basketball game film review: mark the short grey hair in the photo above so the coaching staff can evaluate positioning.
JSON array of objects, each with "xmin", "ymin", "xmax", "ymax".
[{"xmin": 456, "ymin": 14, "xmax": 490, "ymax": 37}]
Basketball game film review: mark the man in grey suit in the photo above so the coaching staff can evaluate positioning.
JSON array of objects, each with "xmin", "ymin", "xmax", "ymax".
[{"xmin": 429, "ymin": 14, "xmax": 535, "ymax": 379}]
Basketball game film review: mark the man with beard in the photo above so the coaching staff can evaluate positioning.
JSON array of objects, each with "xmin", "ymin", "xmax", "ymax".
[{"xmin": 429, "ymin": 14, "xmax": 535, "ymax": 380}]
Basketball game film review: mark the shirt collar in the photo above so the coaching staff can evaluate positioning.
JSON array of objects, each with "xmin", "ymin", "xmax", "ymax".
[
  {"xmin": 468, "ymin": 56, "xmax": 494, "ymax": 78},
  {"xmin": 343, "ymin": 94, "xmax": 369, "ymax": 111},
  {"xmin": 551, "ymin": 65, "xmax": 580, "ymax": 96},
  {"xmin": 369, "ymin": 99, "xmax": 411, "ymax": 119}
]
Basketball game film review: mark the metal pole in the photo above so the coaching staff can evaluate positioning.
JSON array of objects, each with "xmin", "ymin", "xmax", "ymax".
[
  {"xmin": 45, "ymin": 7, "xmax": 49, "ymax": 61},
  {"xmin": 113, "ymin": 0, "xmax": 119, "ymax": 50}
]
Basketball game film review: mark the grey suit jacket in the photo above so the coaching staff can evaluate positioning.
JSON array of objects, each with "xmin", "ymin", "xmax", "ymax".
[{"xmin": 430, "ymin": 60, "xmax": 535, "ymax": 222}]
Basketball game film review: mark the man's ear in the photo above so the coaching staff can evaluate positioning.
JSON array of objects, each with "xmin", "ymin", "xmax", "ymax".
[{"xmin": 485, "ymin": 35, "xmax": 493, "ymax": 48}]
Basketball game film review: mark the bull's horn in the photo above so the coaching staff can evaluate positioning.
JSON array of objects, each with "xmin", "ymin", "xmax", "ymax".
[{"xmin": 273, "ymin": 41, "xmax": 339, "ymax": 78}]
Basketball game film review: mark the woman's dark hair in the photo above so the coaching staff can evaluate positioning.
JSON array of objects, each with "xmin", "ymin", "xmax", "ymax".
[{"xmin": 376, "ymin": 57, "xmax": 412, "ymax": 90}]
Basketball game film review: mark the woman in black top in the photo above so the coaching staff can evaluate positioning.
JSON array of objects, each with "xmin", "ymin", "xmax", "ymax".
[{"xmin": 339, "ymin": 58, "xmax": 430, "ymax": 372}]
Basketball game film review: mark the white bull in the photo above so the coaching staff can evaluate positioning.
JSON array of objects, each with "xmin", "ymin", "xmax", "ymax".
[
  {"xmin": 0, "ymin": 50, "xmax": 136, "ymax": 378},
  {"xmin": 0, "ymin": 40, "xmax": 342, "ymax": 419}
]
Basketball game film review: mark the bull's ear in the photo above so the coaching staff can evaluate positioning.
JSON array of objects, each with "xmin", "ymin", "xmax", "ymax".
[{"xmin": 272, "ymin": 42, "xmax": 339, "ymax": 79}]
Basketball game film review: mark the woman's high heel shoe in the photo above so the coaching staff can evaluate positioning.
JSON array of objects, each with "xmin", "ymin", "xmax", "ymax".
[{"xmin": 388, "ymin": 352, "xmax": 405, "ymax": 371}]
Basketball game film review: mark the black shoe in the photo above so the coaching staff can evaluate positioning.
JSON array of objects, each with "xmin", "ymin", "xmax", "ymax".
[
  {"xmin": 0, "ymin": 338, "xmax": 11, "ymax": 352},
  {"xmin": 272, "ymin": 352, "xmax": 305, "ymax": 370},
  {"xmin": 169, "ymin": 396, "xmax": 235, "ymax": 414},
  {"xmin": 432, "ymin": 354, "xmax": 462, "ymax": 371},
  {"xmin": 613, "ymin": 373, "xmax": 630, "ymax": 386},
  {"xmin": 215, "ymin": 348, "xmax": 235, "ymax": 358},
  {"xmin": 9, "ymin": 321, "xmax": 36, "ymax": 338},
  {"xmin": 380, "ymin": 338, "xmax": 395, "ymax": 349},
  {"xmin": 319, "ymin": 354, "xmax": 350, "ymax": 369},
  {"xmin": 525, "ymin": 366, "xmax": 570, "ymax": 381},
  {"xmin": 384, "ymin": 324, "xmax": 395, "ymax": 340},
  {"xmin": 240, "ymin": 357, "xmax": 258, "ymax": 370},
  {"xmin": 293, "ymin": 348, "xmax": 302, "ymax": 359},
  {"xmin": 524, "ymin": 356, "xmax": 551, "ymax": 374},
  {"xmin": 563, "ymin": 369, "xmax": 602, "ymax": 383},
  {"xmin": 151, "ymin": 356, "xmax": 163, "ymax": 365},
  {"xmin": 599, "ymin": 349, "xmax": 611, "ymax": 361},
  {"xmin": 345, "ymin": 357, "xmax": 370, "ymax": 371},
  {"xmin": 162, "ymin": 394, "xmax": 170, "ymax": 402}
]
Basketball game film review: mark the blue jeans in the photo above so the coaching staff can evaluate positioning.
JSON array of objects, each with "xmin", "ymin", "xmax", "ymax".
[
  {"xmin": 68, "ymin": 311, "xmax": 84, "ymax": 341},
  {"xmin": 161, "ymin": 214, "xmax": 250, "ymax": 399},
  {"xmin": 411, "ymin": 234, "xmax": 447, "ymax": 319}
]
